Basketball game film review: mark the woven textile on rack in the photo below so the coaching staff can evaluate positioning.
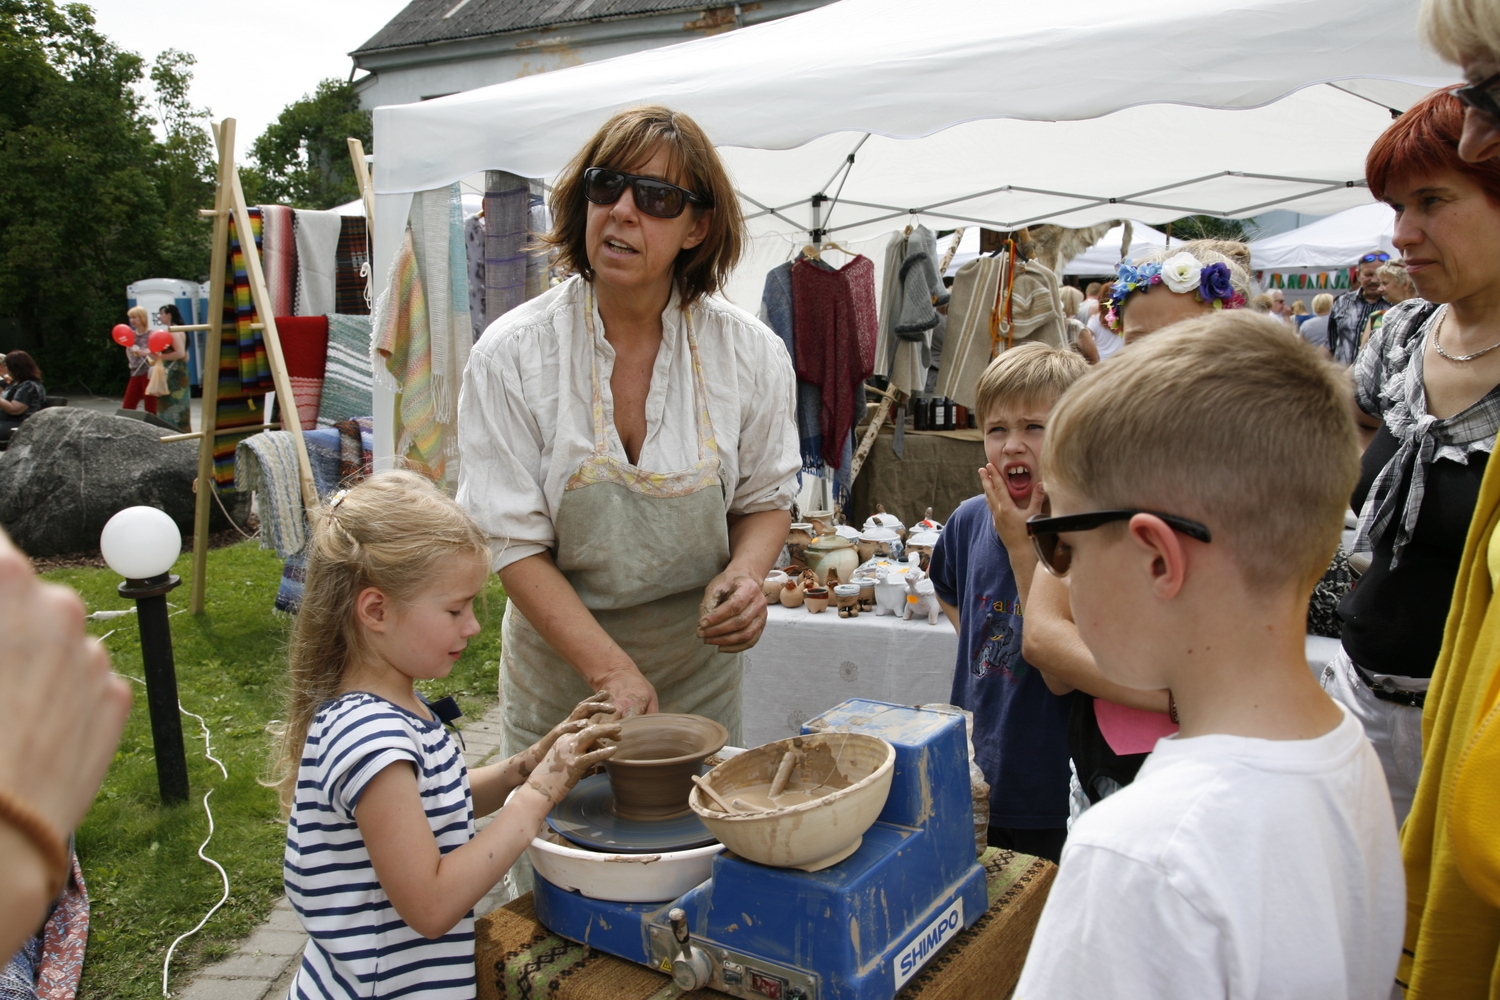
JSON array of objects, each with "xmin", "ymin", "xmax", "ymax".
[
  {"xmin": 335, "ymin": 215, "xmax": 370, "ymax": 315},
  {"xmin": 319, "ymin": 314, "xmax": 374, "ymax": 426},
  {"xmin": 483, "ymin": 181, "xmax": 528, "ymax": 329},
  {"xmin": 465, "ymin": 212, "xmax": 486, "ymax": 341},
  {"xmin": 212, "ymin": 208, "xmax": 272, "ymax": 489},
  {"xmin": 259, "ymin": 205, "xmax": 297, "ymax": 317},
  {"xmin": 276, "ymin": 315, "xmax": 328, "ymax": 432},
  {"xmin": 294, "ymin": 209, "xmax": 343, "ymax": 316},
  {"xmin": 274, "ymin": 420, "xmax": 373, "ymax": 613},
  {"xmin": 235, "ymin": 431, "xmax": 305, "ymax": 558},
  {"xmin": 791, "ymin": 255, "xmax": 878, "ymax": 471}
]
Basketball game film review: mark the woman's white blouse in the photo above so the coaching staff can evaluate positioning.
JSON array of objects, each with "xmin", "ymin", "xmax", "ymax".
[{"xmin": 457, "ymin": 276, "xmax": 801, "ymax": 572}]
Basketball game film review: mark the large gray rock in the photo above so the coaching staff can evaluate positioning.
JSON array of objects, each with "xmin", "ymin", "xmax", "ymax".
[{"xmin": 0, "ymin": 408, "xmax": 252, "ymax": 557}]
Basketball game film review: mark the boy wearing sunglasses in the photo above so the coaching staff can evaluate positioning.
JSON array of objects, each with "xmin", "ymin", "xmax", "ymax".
[
  {"xmin": 1014, "ymin": 314, "xmax": 1403, "ymax": 998},
  {"xmin": 927, "ymin": 343, "xmax": 1089, "ymax": 864}
]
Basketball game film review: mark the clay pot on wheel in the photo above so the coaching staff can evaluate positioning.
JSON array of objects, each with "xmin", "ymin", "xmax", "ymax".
[
  {"xmin": 804, "ymin": 586, "xmax": 829, "ymax": 613},
  {"xmin": 605, "ymin": 714, "xmax": 728, "ymax": 821}
]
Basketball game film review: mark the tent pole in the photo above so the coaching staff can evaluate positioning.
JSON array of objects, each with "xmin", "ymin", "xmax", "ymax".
[{"xmin": 190, "ymin": 120, "xmax": 235, "ymax": 615}]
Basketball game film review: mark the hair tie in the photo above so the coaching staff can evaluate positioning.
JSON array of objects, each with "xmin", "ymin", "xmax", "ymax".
[{"xmin": 327, "ymin": 489, "xmax": 349, "ymax": 510}]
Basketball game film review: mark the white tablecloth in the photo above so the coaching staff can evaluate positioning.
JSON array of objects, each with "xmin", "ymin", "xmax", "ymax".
[{"xmin": 741, "ymin": 604, "xmax": 1348, "ymax": 748}]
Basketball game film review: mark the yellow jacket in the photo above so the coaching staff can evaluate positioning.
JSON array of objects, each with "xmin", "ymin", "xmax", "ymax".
[{"xmin": 1401, "ymin": 443, "xmax": 1500, "ymax": 998}]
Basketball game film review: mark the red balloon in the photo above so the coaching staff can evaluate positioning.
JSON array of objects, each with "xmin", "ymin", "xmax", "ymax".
[
  {"xmin": 147, "ymin": 329, "xmax": 173, "ymax": 353},
  {"xmin": 112, "ymin": 324, "xmax": 135, "ymax": 347}
]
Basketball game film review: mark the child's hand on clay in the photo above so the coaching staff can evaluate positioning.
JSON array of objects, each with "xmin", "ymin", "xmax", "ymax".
[
  {"xmin": 513, "ymin": 692, "xmax": 617, "ymax": 779},
  {"xmin": 525, "ymin": 722, "xmax": 621, "ymax": 805}
]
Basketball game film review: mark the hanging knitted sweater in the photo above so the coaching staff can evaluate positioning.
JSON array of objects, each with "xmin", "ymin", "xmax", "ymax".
[{"xmin": 792, "ymin": 255, "xmax": 877, "ymax": 470}]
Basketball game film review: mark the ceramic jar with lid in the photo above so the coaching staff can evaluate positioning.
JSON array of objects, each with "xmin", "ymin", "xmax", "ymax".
[
  {"xmin": 863, "ymin": 504, "xmax": 906, "ymax": 540},
  {"xmin": 805, "ymin": 534, "xmax": 860, "ymax": 587},
  {"xmin": 856, "ymin": 526, "xmax": 904, "ymax": 565}
]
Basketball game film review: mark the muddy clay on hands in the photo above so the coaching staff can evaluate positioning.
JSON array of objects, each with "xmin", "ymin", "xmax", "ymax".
[{"xmin": 605, "ymin": 713, "xmax": 728, "ymax": 821}]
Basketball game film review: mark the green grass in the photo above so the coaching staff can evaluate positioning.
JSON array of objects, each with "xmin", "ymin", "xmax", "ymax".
[{"xmin": 47, "ymin": 539, "xmax": 506, "ymax": 1000}]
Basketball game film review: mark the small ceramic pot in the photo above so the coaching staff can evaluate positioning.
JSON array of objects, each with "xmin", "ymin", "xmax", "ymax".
[
  {"xmin": 762, "ymin": 570, "xmax": 790, "ymax": 600},
  {"xmin": 779, "ymin": 577, "xmax": 805, "ymax": 608},
  {"xmin": 804, "ymin": 510, "xmax": 837, "ymax": 537},
  {"xmin": 857, "ymin": 526, "xmax": 903, "ymax": 565},
  {"xmin": 803, "ymin": 586, "xmax": 829, "ymax": 613},
  {"xmin": 834, "ymin": 583, "xmax": 862, "ymax": 618},
  {"xmin": 786, "ymin": 523, "xmax": 815, "ymax": 565},
  {"xmin": 605, "ymin": 714, "xmax": 728, "ymax": 821},
  {"xmin": 853, "ymin": 576, "xmax": 877, "ymax": 611}
]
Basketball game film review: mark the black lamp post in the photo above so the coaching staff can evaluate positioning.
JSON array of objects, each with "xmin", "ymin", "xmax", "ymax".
[{"xmin": 101, "ymin": 506, "xmax": 189, "ymax": 805}]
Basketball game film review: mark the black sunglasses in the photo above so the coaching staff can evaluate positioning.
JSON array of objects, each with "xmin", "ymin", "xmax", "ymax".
[
  {"xmin": 1026, "ymin": 510, "xmax": 1212, "ymax": 577},
  {"xmin": 583, "ymin": 167, "xmax": 711, "ymax": 220},
  {"xmin": 1452, "ymin": 68, "xmax": 1500, "ymax": 124},
  {"xmin": 1359, "ymin": 252, "xmax": 1391, "ymax": 264}
]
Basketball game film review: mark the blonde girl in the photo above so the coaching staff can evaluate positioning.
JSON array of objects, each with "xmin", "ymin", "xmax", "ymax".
[{"xmin": 275, "ymin": 471, "xmax": 618, "ymax": 999}]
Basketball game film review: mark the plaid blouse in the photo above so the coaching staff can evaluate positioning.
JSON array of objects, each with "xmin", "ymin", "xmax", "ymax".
[
  {"xmin": 1353, "ymin": 299, "xmax": 1500, "ymax": 567},
  {"xmin": 1328, "ymin": 289, "xmax": 1391, "ymax": 366}
]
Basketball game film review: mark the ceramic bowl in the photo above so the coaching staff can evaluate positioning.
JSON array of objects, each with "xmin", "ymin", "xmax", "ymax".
[
  {"xmin": 528, "ymin": 828, "xmax": 723, "ymax": 903},
  {"xmin": 689, "ymin": 733, "xmax": 896, "ymax": 871},
  {"xmin": 803, "ymin": 586, "xmax": 829, "ymax": 613},
  {"xmin": 605, "ymin": 714, "xmax": 728, "ymax": 822}
]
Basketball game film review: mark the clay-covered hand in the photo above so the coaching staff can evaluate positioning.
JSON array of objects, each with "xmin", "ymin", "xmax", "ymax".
[
  {"xmin": 979, "ymin": 462, "xmax": 1045, "ymax": 566},
  {"xmin": 595, "ymin": 666, "xmax": 657, "ymax": 720},
  {"xmin": 512, "ymin": 692, "xmax": 618, "ymax": 779},
  {"xmin": 525, "ymin": 722, "xmax": 622, "ymax": 805},
  {"xmin": 696, "ymin": 569, "xmax": 766, "ymax": 653}
]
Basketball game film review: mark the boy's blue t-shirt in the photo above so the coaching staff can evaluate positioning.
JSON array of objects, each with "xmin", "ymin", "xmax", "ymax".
[{"xmin": 929, "ymin": 495, "xmax": 1075, "ymax": 829}]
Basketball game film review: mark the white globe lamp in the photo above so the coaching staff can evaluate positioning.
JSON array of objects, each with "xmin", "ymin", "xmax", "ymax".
[
  {"xmin": 101, "ymin": 506, "xmax": 182, "ymax": 581},
  {"xmin": 100, "ymin": 505, "xmax": 188, "ymax": 803}
]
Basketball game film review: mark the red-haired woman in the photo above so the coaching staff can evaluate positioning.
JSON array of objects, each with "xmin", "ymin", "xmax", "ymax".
[{"xmin": 1326, "ymin": 88, "xmax": 1500, "ymax": 825}]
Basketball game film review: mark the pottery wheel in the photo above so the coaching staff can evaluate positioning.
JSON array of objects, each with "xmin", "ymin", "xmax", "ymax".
[{"xmin": 548, "ymin": 774, "xmax": 717, "ymax": 854}]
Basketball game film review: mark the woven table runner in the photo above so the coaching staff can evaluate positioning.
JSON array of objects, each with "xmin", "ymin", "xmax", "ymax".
[{"xmin": 476, "ymin": 847, "xmax": 1054, "ymax": 1000}]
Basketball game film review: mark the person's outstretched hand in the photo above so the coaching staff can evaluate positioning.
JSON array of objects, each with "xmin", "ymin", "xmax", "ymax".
[
  {"xmin": 594, "ymin": 665, "xmax": 657, "ymax": 720},
  {"xmin": 0, "ymin": 529, "xmax": 131, "ymax": 953},
  {"xmin": 525, "ymin": 722, "xmax": 622, "ymax": 805},
  {"xmin": 697, "ymin": 568, "xmax": 767, "ymax": 653},
  {"xmin": 513, "ymin": 692, "xmax": 617, "ymax": 779}
]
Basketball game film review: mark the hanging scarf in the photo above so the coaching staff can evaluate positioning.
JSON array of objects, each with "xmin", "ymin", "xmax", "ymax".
[{"xmin": 373, "ymin": 227, "xmax": 443, "ymax": 482}]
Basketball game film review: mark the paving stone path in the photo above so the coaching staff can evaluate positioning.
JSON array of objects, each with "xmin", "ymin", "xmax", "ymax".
[{"xmin": 177, "ymin": 705, "xmax": 511, "ymax": 1000}]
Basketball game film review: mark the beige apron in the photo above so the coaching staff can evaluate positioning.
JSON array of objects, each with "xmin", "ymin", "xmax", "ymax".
[{"xmin": 499, "ymin": 287, "xmax": 742, "ymax": 756}]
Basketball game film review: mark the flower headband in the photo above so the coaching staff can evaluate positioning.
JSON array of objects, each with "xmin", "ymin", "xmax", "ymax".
[{"xmin": 1105, "ymin": 252, "xmax": 1247, "ymax": 332}]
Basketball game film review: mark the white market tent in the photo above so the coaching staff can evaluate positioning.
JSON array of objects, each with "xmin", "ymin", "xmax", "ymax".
[
  {"xmin": 1248, "ymin": 201, "xmax": 1398, "ymax": 271},
  {"xmin": 367, "ymin": 0, "xmax": 1453, "ymax": 464},
  {"xmin": 935, "ymin": 222, "xmax": 1170, "ymax": 277}
]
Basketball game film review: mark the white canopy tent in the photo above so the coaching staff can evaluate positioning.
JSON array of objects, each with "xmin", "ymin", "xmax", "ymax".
[
  {"xmin": 367, "ymin": 0, "xmax": 1453, "ymax": 464},
  {"xmin": 1248, "ymin": 201, "xmax": 1398, "ymax": 271},
  {"xmin": 933, "ymin": 222, "xmax": 1170, "ymax": 277}
]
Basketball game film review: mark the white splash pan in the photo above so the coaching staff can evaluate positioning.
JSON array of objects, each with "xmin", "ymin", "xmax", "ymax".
[{"xmin": 525, "ymin": 745, "xmax": 744, "ymax": 903}]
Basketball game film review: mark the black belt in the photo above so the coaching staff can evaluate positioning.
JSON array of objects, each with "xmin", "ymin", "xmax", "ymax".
[{"xmin": 1352, "ymin": 663, "xmax": 1427, "ymax": 708}]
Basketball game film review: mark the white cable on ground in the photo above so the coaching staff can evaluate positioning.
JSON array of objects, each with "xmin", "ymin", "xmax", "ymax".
[{"xmin": 117, "ymin": 673, "xmax": 232, "ymax": 997}]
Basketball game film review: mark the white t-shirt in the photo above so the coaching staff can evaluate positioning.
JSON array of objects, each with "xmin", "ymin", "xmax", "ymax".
[
  {"xmin": 457, "ymin": 276, "xmax": 801, "ymax": 572},
  {"xmin": 1088, "ymin": 313, "xmax": 1124, "ymax": 360},
  {"xmin": 1016, "ymin": 705, "xmax": 1404, "ymax": 1000}
]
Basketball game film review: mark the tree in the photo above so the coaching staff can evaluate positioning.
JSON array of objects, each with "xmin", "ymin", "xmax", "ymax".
[
  {"xmin": 1164, "ymin": 215, "xmax": 1252, "ymax": 242},
  {"xmin": 245, "ymin": 78, "xmax": 371, "ymax": 210},
  {"xmin": 0, "ymin": 1, "xmax": 213, "ymax": 389}
]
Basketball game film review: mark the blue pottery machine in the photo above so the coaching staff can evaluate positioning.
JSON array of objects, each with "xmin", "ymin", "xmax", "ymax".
[{"xmin": 532, "ymin": 699, "xmax": 988, "ymax": 1000}]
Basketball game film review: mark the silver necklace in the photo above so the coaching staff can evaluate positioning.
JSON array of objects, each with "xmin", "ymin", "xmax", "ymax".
[{"xmin": 1433, "ymin": 309, "xmax": 1500, "ymax": 362}]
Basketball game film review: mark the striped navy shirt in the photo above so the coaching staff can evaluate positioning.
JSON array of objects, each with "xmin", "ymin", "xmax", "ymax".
[{"xmin": 285, "ymin": 692, "xmax": 476, "ymax": 999}]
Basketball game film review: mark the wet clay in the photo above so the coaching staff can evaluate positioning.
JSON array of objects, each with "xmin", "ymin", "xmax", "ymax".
[{"xmin": 606, "ymin": 713, "xmax": 728, "ymax": 821}]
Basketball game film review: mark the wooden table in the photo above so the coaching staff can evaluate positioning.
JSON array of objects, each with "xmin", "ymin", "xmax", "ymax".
[{"xmin": 476, "ymin": 847, "xmax": 1055, "ymax": 1000}]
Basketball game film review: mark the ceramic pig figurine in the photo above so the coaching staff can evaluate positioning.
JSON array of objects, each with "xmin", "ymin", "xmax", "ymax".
[{"xmin": 903, "ymin": 565, "xmax": 943, "ymax": 625}]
